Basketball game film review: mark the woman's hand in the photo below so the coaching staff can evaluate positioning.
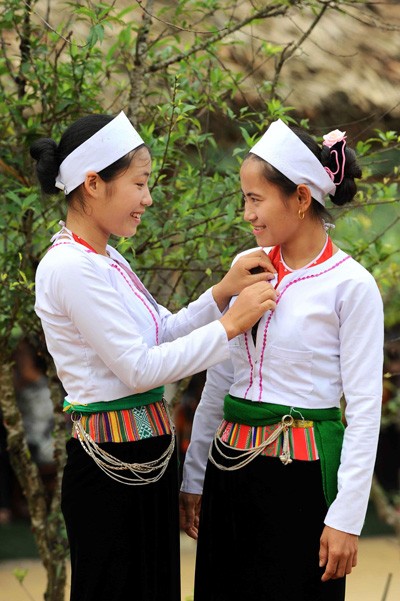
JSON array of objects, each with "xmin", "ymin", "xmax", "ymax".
[
  {"xmin": 212, "ymin": 250, "xmax": 276, "ymax": 312},
  {"xmin": 219, "ymin": 281, "xmax": 277, "ymax": 340},
  {"xmin": 179, "ymin": 492, "xmax": 202, "ymax": 540},
  {"xmin": 319, "ymin": 525, "xmax": 358, "ymax": 581}
]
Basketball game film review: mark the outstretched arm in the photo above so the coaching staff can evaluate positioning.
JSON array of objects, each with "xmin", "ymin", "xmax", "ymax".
[{"xmin": 160, "ymin": 248, "xmax": 276, "ymax": 341}]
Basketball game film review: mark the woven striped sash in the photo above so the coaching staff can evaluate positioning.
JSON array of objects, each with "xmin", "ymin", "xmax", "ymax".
[
  {"xmin": 67, "ymin": 387, "xmax": 175, "ymax": 484},
  {"xmin": 216, "ymin": 395, "xmax": 344, "ymax": 507},
  {"xmin": 218, "ymin": 418, "xmax": 319, "ymax": 461},
  {"xmin": 64, "ymin": 387, "xmax": 171, "ymax": 443}
]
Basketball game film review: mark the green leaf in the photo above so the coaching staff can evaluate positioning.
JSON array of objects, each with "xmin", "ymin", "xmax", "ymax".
[{"xmin": 13, "ymin": 568, "xmax": 29, "ymax": 584}]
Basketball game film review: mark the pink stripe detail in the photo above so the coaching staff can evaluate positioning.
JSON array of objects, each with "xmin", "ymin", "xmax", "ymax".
[
  {"xmin": 243, "ymin": 332, "xmax": 254, "ymax": 399},
  {"xmin": 48, "ymin": 241, "xmax": 94, "ymax": 253},
  {"xmin": 257, "ymin": 255, "xmax": 351, "ymax": 401},
  {"xmin": 48, "ymin": 241, "xmax": 72, "ymax": 251},
  {"xmin": 110, "ymin": 262, "xmax": 160, "ymax": 344},
  {"xmin": 48, "ymin": 241, "xmax": 159, "ymax": 344},
  {"xmin": 258, "ymin": 312, "xmax": 274, "ymax": 401}
]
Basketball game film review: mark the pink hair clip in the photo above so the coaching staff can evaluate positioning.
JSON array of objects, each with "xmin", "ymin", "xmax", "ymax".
[{"xmin": 323, "ymin": 129, "xmax": 347, "ymax": 186}]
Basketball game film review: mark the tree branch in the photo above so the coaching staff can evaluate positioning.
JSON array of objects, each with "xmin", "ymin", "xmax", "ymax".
[
  {"xmin": 135, "ymin": 0, "xmax": 225, "ymax": 34},
  {"xmin": 127, "ymin": 0, "xmax": 154, "ymax": 123},
  {"xmin": 270, "ymin": 2, "xmax": 329, "ymax": 98},
  {"xmin": 351, "ymin": 215, "xmax": 400, "ymax": 262},
  {"xmin": 147, "ymin": 4, "xmax": 294, "ymax": 74},
  {"xmin": 22, "ymin": 0, "xmax": 78, "ymax": 46},
  {"xmin": 150, "ymin": 76, "xmax": 179, "ymax": 192}
]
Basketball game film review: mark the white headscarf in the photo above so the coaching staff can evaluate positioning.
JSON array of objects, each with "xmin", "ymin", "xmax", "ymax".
[
  {"xmin": 55, "ymin": 111, "xmax": 145, "ymax": 195},
  {"xmin": 250, "ymin": 119, "xmax": 337, "ymax": 205}
]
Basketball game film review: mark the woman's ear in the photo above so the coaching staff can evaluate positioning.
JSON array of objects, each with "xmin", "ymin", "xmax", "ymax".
[
  {"xmin": 296, "ymin": 184, "xmax": 312, "ymax": 212},
  {"xmin": 83, "ymin": 171, "xmax": 102, "ymax": 198}
]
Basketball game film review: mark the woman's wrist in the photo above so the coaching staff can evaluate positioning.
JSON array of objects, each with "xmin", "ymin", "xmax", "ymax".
[
  {"xmin": 219, "ymin": 314, "xmax": 239, "ymax": 340},
  {"xmin": 212, "ymin": 282, "xmax": 230, "ymax": 313}
]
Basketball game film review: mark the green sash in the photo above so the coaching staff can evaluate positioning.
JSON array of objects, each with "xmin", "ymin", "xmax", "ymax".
[
  {"xmin": 224, "ymin": 394, "xmax": 344, "ymax": 507},
  {"xmin": 63, "ymin": 386, "xmax": 165, "ymax": 414}
]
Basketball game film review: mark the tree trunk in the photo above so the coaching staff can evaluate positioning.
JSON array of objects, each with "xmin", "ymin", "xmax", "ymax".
[
  {"xmin": 127, "ymin": 0, "xmax": 154, "ymax": 123},
  {"xmin": 44, "ymin": 365, "xmax": 69, "ymax": 601},
  {"xmin": 0, "ymin": 361, "xmax": 68, "ymax": 601}
]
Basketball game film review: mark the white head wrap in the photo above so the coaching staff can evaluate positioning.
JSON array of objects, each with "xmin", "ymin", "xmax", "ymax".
[
  {"xmin": 249, "ymin": 119, "xmax": 336, "ymax": 205},
  {"xmin": 55, "ymin": 111, "xmax": 145, "ymax": 195}
]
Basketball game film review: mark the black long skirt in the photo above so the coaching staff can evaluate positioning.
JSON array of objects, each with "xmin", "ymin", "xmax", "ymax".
[
  {"xmin": 194, "ymin": 443, "xmax": 346, "ymax": 601},
  {"xmin": 62, "ymin": 435, "xmax": 180, "ymax": 601}
]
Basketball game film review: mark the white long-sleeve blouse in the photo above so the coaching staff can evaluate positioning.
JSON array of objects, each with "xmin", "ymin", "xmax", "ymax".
[
  {"xmin": 182, "ymin": 247, "xmax": 384, "ymax": 535},
  {"xmin": 35, "ymin": 233, "xmax": 230, "ymax": 408}
]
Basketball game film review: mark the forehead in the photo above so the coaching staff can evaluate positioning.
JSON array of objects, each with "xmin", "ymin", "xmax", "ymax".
[
  {"xmin": 240, "ymin": 157, "xmax": 268, "ymax": 187},
  {"xmin": 130, "ymin": 146, "xmax": 152, "ymax": 172},
  {"xmin": 240, "ymin": 157, "xmax": 265, "ymax": 178}
]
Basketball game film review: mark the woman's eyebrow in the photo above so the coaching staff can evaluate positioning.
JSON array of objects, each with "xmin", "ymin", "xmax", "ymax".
[{"xmin": 242, "ymin": 190, "xmax": 261, "ymax": 197}]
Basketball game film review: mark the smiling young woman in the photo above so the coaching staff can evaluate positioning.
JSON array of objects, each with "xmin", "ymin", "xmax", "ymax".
[
  {"xmin": 70, "ymin": 146, "xmax": 153, "ymax": 245},
  {"xmin": 180, "ymin": 119, "xmax": 384, "ymax": 601},
  {"xmin": 30, "ymin": 111, "xmax": 278, "ymax": 601}
]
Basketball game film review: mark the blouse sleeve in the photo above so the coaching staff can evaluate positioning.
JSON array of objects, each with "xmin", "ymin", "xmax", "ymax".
[
  {"xmin": 38, "ymin": 251, "xmax": 230, "ymax": 393},
  {"xmin": 324, "ymin": 273, "xmax": 384, "ymax": 535},
  {"xmin": 157, "ymin": 288, "xmax": 225, "ymax": 343},
  {"xmin": 181, "ymin": 357, "xmax": 235, "ymax": 494}
]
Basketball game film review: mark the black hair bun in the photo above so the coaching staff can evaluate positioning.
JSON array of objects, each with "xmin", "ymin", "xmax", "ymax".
[{"xmin": 30, "ymin": 138, "xmax": 60, "ymax": 195}]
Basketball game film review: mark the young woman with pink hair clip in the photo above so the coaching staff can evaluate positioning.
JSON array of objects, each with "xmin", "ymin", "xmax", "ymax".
[{"xmin": 180, "ymin": 120, "xmax": 383, "ymax": 601}]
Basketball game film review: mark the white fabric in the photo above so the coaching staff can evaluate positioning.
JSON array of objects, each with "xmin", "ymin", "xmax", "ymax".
[
  {"xmin": 250, "ymin": 119, "xmax": 336, "ymax": 205},
  {"xmin": 55, "ymin": 111, "xmax": 144, "ymax": 195},
  {"xmin": 181, "ymin": 246, "xmax": 384, "ymax": 535},
  {"xmin": 35, "ymin": 233, "xmax": 230, "ymax": 407}
]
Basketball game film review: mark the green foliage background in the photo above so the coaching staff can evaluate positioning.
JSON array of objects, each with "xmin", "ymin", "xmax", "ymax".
[
  {"xmin": 0, "ymin": 2, "xmax": 399, "ymax": 596},
  {"xmin": 0, "ymin": 0, "xmax": 399, "ymax": 356}
]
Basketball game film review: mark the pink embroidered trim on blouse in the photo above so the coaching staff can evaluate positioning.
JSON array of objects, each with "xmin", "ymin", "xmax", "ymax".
[
  {"xmin": 257, "ymin": 255, "xmax": 351, "ymax": 401},
  {"xmin": 110, "ymin": 262, "xmax": 160, "ymax": 344},
  {"xmin": 243, "ymin": 331, "xmax": 254, "ymax": 399},
  {"xmin": 47, "ymin": 240, "xmax": 160, "ymax": 344}
]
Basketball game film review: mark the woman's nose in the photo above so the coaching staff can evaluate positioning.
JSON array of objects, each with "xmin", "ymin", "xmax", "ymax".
[
  {"xmin": 143, "ymin": 186, "xmax": 153, "ymax": 207},
  {"xmin": 243, "ymin": 205, "xmax": 256, "ymax": 222}
]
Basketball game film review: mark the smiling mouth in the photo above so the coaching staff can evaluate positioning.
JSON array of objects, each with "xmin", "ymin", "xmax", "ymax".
[{"xmin": 130, "ymin": 212, "xmax": 142, "ymax": 219}]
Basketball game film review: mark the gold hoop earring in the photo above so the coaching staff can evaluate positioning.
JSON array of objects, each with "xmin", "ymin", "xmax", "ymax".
[{"xmin": 298, "ymin": 209, "xmax": 305, "ymax": 220}]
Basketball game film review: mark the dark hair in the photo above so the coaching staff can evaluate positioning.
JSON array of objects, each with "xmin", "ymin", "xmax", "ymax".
[
  {"xmin": 246, "ymin": 125, "xmax": 362, "ymax": 221},
  {"xmin": 30, "ymin": 114, "xmax": 146, "ymax": 200}
]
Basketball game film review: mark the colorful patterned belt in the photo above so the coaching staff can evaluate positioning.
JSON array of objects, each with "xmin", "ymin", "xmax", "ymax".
[
  {"xmin": 71, "ymin": 400, "xmax": 172, "ymax": 443},
  {"xmin": 218, "ymin": 418, "xmax": 319, "ymax": 461}
]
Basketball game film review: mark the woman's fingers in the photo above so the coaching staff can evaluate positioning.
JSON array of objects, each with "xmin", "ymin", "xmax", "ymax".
[
  {"xmin": 212, "ymin": 250, "xmax": 277, "ymax": 311},
  {"xmin": 319, "ymin": 525, "xmax": 358, "ymax": 581},
  {"xmin": 220, "ymin": 282, "xmax": 277, "ymax": 339},
  {"xmin": 179, "ymin": 492, "xmax": 202, "ymax": 540}
]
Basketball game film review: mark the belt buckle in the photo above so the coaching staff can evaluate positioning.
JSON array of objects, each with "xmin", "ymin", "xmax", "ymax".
[{"xmin": 281, "ymin": 414, "xmax": 294, "ymax": 429}]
